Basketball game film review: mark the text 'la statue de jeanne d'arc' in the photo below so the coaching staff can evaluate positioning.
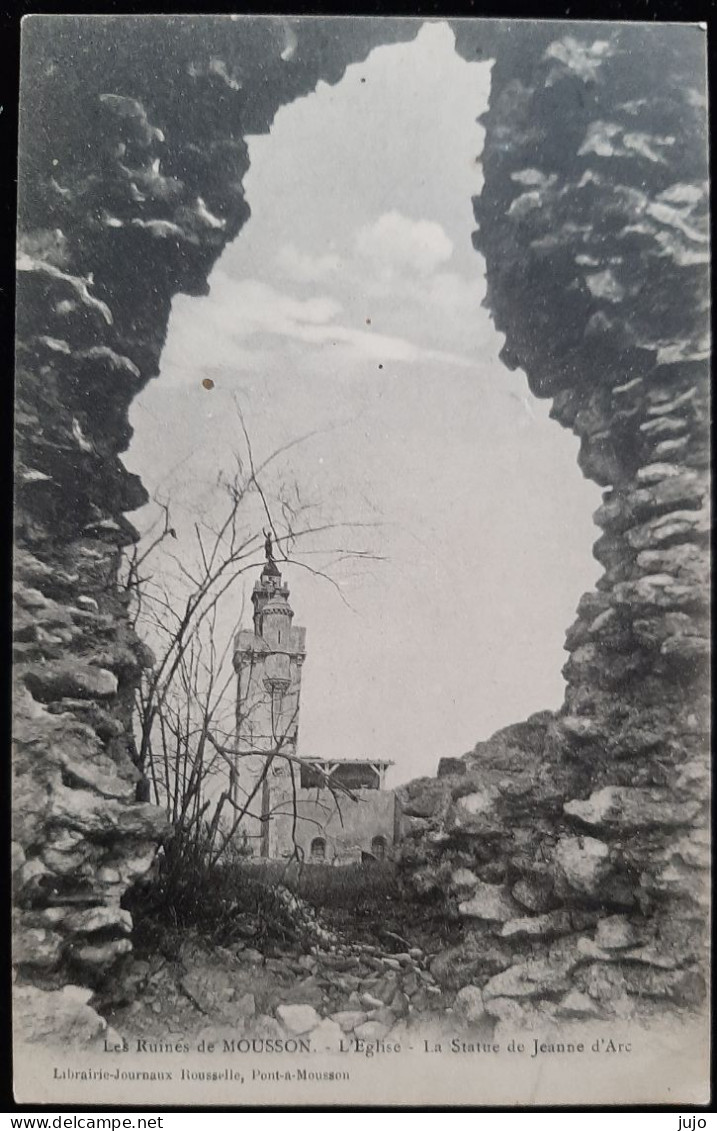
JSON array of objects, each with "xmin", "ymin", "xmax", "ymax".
[{"xmin": 208, "ymin": 534, "xmax": 397, "ymax": 864}]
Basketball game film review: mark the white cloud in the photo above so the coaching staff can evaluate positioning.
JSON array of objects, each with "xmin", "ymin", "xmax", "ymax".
[
  {"xmin": 171, "ymin": 272, "xmax": 477, "ymax": 372},
  {"xmin": 275, "ymin": 243, "xmax": 343, "ymax": 283},
  {"xmin": 230, "ymin": 278, "xmax": 476, "ymax": 368},
  {"xmin": 234, "ymin": 279, "xmax": 342, "ymax": 327},
  {"xmin": 355, "ymin": 211, "xmax": 453, "ymax": 276}
]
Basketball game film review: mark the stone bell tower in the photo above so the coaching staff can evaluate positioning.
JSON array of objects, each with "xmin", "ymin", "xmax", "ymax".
[{"xmin": 232, "ymin": 540, "xmax": 306, "ymax": 853}]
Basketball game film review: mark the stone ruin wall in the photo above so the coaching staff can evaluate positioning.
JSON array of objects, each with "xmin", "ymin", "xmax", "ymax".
[
  {"xmin": 399, "ymin": 22, "xmax": 710, "ymax": 1025},
  {"xmin": 13, "ymin": 18, "xmax": 709, "ymax": 1035}
]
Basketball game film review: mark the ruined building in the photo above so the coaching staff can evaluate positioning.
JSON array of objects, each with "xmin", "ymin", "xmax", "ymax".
[{"xmin": 232, "ymin": 552, "xmax": 396, "ymax": 862}]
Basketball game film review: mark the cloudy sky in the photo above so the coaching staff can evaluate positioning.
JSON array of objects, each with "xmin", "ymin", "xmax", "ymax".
[{"xmin": 125, "ymin": 21, "xmax": 601, "ymax": 785}]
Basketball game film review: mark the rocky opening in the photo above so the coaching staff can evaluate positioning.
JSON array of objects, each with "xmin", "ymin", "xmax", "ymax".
[{"xmin": 13, "ymin": 17, "xmax": 709, "ymax": 1045}]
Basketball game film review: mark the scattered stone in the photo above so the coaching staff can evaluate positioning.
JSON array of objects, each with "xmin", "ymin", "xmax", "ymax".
[
  {"xmin": 375, "ymin": 974, "xmax": 400, "ymax": 1005},
  {"xmin": 402, "ymin": 973, "xmax": 419, "ymax": 996},
  {"xmin": 282, "ymin": 975, "xmax": 325, "ymax": 1008},
  {"xmin": 360, "ymin": 992, "xmax": 384, "ymax": 1010},
  {"xmin": 252, "ymin": 1014, "xmax": 285, "ymax": 1040},
  {"xmin": 482, "ymin": 997, "xmax": 528, "ymax": 1024},
  {"xmin": 233, "ymin": 993, "xmax": 256, "ymax": 1018},
  {"xmin": 353, "ymin": 1020, "xmax": 390, "ymax": 1041},
  {"xmin": 556, "ymin": 991, "xmax": 602, "ymax": 1018},
  {"xmin": 366, "ymin": 1006, "xmax": 397, "ymax": 1027},
  {"xmin": 275, "ymin": 1003, "xmax": 320, "ymax": 1034},
  {"xmin": 453, "ymin": 985, "xmax": 485, "ymax": 1024},
  {"xmin": 390, "ymin": 989, "xmax": 410, "ymax": 1017},
  {"xmin": 392, "ymin": 953, "xmax": 414, "ymax": 966},
  {"xmin": 330, "ymin": 1010, "xmax": 369, "ymax": 1032}
]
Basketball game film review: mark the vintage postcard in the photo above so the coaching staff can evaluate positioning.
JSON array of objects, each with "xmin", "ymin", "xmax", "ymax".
[{"xmin": 13, "ymin": 15, "xmax": 710, "ymax": 1107}]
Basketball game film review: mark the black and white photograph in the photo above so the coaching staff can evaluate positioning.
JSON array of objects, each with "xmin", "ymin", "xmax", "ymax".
[{"xmin": 12, "ymin": 15, "xmax": 710, "ymax": 1107}]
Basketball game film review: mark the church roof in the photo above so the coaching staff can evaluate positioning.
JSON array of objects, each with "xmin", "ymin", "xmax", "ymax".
[{"xmin": 306, "ymin": 756, "xmax": 394, "ymax": 768}]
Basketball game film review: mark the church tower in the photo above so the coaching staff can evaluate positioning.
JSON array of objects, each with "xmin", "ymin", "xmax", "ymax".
[{"xmin": 232, "ymin": 546, "xmax": 306, "ymax": 854}]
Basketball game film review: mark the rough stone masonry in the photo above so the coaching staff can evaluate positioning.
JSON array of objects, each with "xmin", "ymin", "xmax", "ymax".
[{"xmin": 14, "ymin": 18, "xmax": 709, "ymax": 1036}]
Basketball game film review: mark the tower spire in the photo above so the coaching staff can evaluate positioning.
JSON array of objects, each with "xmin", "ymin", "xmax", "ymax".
[{"xmin": 252, "ymin": 531, "xmax": 291, "ymax": 636}]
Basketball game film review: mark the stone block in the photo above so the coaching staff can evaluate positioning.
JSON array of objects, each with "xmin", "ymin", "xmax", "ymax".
[
  {"xmin": 13, "ymin": 985, "xmax": 106, "ymax": 1046},
  {"xmin": 450, "ymin": 868, "xmax": 479, "ymax": 893},
  {"xmin": 564, "ymin": 787, "xmax": 701, "ymax": 830},
  {"xmin": 458, "ymin": 881, "xmax": 521, "ymax": 922},
  {"xmin": 511, "ymin": 874, "xmax": 556, "ymax": 913},
  {"xmin": 501, "ymin": 911, "xmax": 573, "ymax": 939},
  {"xmin": 554, "ymin": 835, "xmax": 611, "ymax": 895},
  {"xmin": 24, "ymin": 662, "xmax": 118, "ymax": 702},
  {"xmin": 13, "ymin": 925, "xmax": 63, "ymax": 969},
  {"xmin": 482, "ymin": 958, "xmax": 573, "ymax": 1001},
  {"xmin": 437, "ymin": 757, "xmax": 466, "ymax": 778},
  {"xmin": 353, "ymin": 1020, "xmax": 390, "ymax": 1041},
  {"xmin": 453, "ymin": 984, "xmax": 485, "ymax": 1024},
  {"xmin": 595, "ymin": 915, "xmax": 637, "ymax": 949}
]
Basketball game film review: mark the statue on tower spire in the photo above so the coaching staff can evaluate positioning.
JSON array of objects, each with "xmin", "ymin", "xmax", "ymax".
[{"xmin": 263, "ymin": 527, "xmax": 275, "ymax": 563}]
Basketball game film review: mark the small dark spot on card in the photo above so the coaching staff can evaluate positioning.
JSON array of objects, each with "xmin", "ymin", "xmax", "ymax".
[{"xmin": 202, "ymin": 378, "xmax": 215, "ymax": 390}]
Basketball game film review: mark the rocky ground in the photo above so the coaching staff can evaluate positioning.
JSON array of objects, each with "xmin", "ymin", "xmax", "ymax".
[
  {"xmin": 94, "ymin": 878, "xmax": 472, "ymax": 1049},
  {"xmin": 104, "ymin": 932, "xmax": 459, "ymax": 1051}
]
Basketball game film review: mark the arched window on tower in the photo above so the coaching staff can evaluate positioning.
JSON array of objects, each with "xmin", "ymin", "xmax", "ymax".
[
  {"xmin": 310, "ymin": 837, "xmax": 326, "ymax": 862},
  {"xmin": 371, "ymin": 835, "xmax": 387, "ymax": 861}
]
